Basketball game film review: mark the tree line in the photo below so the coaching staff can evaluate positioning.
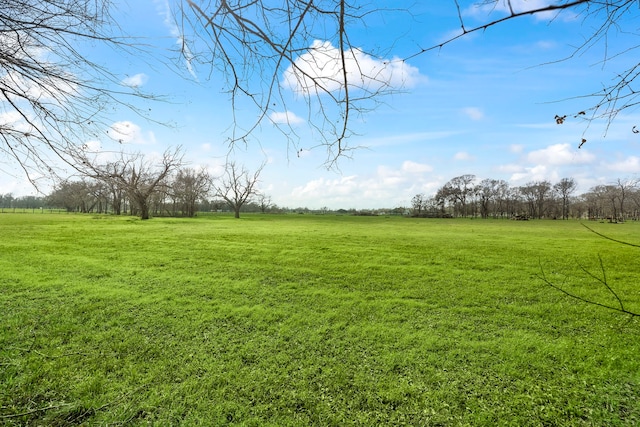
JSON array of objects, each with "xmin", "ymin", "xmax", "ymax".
[
  {"xmin": 5, "ymin": 172, "xmax": 640, "ymax": 221},
  {"xmin": 29, "ymin": 152, "xmax": 267, "ymax": 220},
  {"xmin": 412, "ymin": 175, "xmax": 640, "ymax": 221}
]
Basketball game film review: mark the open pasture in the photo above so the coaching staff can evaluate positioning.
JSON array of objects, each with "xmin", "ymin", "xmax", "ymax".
[{"xmin": 1, "ymin": 213, "xmax": 639, "ymax": 425}]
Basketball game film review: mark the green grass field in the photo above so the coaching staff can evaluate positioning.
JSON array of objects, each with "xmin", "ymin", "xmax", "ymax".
[{"xmin": 1, "ymin": 213, "xmax": 639, "ymax": 426}]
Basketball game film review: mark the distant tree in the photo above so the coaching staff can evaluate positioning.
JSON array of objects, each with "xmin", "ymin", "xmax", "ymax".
[
  {"xmin": 438, "ymin": 175, "xmax": 477, "ymax": 217},
  {"xmin": 534, "ymin": 181, "xmax": 553, "ymax": 219},
  {"xmin": 554, "ymin": 178, "xmax": 578, "ymax": 220},
  {"xmin": 86, "ymin": 148, "xmax": 184, "ymax": 220},
  {"xmin": 615, "ymin": 178, "xmax": 638, "ymax": 221},
  {"xmin": 171, "ymin": 167, "xmax": 211, "ymax": 217},
  {"xmin": 213, "ymin": 162, "xmax": 265, "ymax": 219},
  {"xmin": 411, "ymin": 194, "xmax": 426, "ymax": 217},
  {"xmin": 583, "ymin": 185, "xmax": 606, "ymax": 220},
  {"xmin": 100, "ymin": 163, "xmax": 127, "ymax": 216},
  {"xmin": 12, "ymin": 195, "xmax": 45, "ymax": 209},
  {"xmin": 518, "ymin": 181, "xmax": 552, "ymax": 219},
  {"xmin": 492, "ymin": 180, "xmax": 511, "ymax": 218},
  {"xmin": 603, "ymin": 184, "xmax": 622, "ymax": 222},
  {"xmin": 629, "ymin": 187, "xmax": 640, "ymax": 221},
  {"xmin": 0, "ymin": 193, "xmax": 15, "ymax": 209},
  {"xmin": 571, "ymin": 194, "xmax": 587, "ymax": 220},
  {"xmin": 47, "ymin": 179, "xmax": 97, "ymax": 213},
  {"xmin": 257, "ymin": 194, "xmax": 273, "ymax": 214},
  {"xmin": 477, "ymin": 178, "xmax": 508, "ymax": 219}
]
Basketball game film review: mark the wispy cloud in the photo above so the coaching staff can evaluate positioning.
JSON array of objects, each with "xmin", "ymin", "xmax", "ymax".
[
  {"xmin": 462, "ymin": 107, "xmax": 484, "ymax": 121},
  {"xmin": 269, "ymin": 111, "xmax": 304, "ymax": 125},
  {"xmin": 107, "ymin": 121, "xmax": 157, "ymax": 145},
  {"xmin": 362, "ymin": 131, "xmax": 463, "ymax": 148},
  {"xmin": 155, "ymin": 0, "xmax": 197, "ymax": 80},
  {"xmin": 454, "ymin": 151, "xmax": 475, "ymax": 161},
  {"xmin": 121, "ymin": 73, "xmax": 148, "ymax": 88}
]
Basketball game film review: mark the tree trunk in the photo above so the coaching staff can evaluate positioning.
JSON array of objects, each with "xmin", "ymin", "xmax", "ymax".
[{"xmin": 139, "ymin": 201, "xmax": 150, "ymax": 220}]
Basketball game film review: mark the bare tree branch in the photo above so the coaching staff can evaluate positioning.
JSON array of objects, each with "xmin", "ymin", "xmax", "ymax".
[
  {"xmin": 407, "ymin": 0, "xmax": 640, "ymax": 143},
  {"xmin": 0, "ymin": 0, "xmax": 160, "ymax": 188},
  {"xmin": 407, "ymin": 0, "xmax": 592, "ymax": 60},
  {"xmin": 538, "ymin": 258, "xmax": 639, "ymax": 318},
  {"xmin": 581, "ymin": 223, "xmax": 640, "ymax": 248},
  {"xmin": 177, "ymin": 1, "xmax": 414, "ymax": 165}
]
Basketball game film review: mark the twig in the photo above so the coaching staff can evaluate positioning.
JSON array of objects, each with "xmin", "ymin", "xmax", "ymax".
[
  {"xmin": 577, "ymin": 255, "xmax": 626, "ymax": 313},
  {"xmin": 0, "ymin": 403, "xmax": 72, "ymax": 419},
  {"xmin": 538, "ymin": 259, "xmax": 639, "ymax": 318},
  {"xmin": 581, "ymin": 223, "xmax": 640, "ymax": 248}
]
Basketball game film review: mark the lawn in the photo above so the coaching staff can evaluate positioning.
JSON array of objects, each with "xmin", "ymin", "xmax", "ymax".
[{"xmin": 1, "ymin": 213, "xmax": 639, "ymax": 426}]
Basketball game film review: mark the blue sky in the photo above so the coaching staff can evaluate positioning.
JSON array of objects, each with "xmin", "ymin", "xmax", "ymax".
[{"xmin": 3, "ymin": 1, "xmax": 640, "ymax": 209}]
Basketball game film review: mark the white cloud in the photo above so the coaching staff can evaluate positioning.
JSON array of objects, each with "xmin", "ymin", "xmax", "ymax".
[
  {"xmin": 283, "ymin": 40, "xmax": 423, "ymax": 95},
  {"xmin": 526, "ymin": 143, "xmax": 595, "ymax": 165},
  {"xmin": 462, "ymin": 107, "xmax": 484, "ymax": 121},
  {"xmin": 509, "ymin": 164, "xmax": 556, "ymax": 185},
  {"xmin": 454, "ymin": 151, "xmax": 475, "ymax": 161},
  {"xmin": 496, "ymin": 163, "xmax": 524, "ymax": 174},
  {"xmin": 0, "ymin": 111, "xmax": 28, "ymax": 132},
  {"xmin": 107, "ymin": 121, "xmax": 157, "ymax": 145},
  {"xmin": 603, "ymin": 156, "xmax": 640, "ymax": 174},
  {"xmin": 269, "ymin": 111, "xmax": 304, "ymax": 125},
  {"xmin": 292, "ymin": 175, "xmax": 359, "ymax": 199},
  {"xmin": 78, "ymin": 140, "xmax": 120, "ymax": 164},
  {"xmin": 510, "ymin": 144, "xmax": 525, "ymax": 153},
  {"xmin": 121, "ymin": 73, "xmax": 148, "ymax": 88},
  {"xmin": 401, "ymin": 160, "xmax": 433, "ymax": 174},
  {"xmin": 288, "ymin": 160, "xmax": 437, "ymax": 209},
  {"xmin": 1, "ymin": 68, "xmax": 77, "ymax": 107}
]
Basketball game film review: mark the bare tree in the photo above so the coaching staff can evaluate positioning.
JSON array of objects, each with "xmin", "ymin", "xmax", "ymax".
[
  {"xmin": 171, "ymin": 167, "xmax": 211, "ymax": 217},
  {"xmin": 257, "ymin": 193, "xmax": 273, "ymax": 214},
  {"xmin": 213, "ymin": 162, "xmax": 265, "ymax": 218},
  {"xmin": 86, "ymin": 148, "xmax": 184, "ymax": 220},
  {"xmin": 615, "ymin": 178, "xmax": 638, "ymax": 221},
  {"xmin": 554, "ymin": 178, "xmax": 578, "ymax": 220},
  {"xmin": 477, "ymin": 178, "xmax": 507, "ymax": 219},
  {"xmin": 438, "ymin": 175, "xmax": 477, "ymax": 217},
  {"xmin": 0, "ymin": 0, "xmax": 157, "ymax": 185},
  {"xmin": 410, "ymin": 194, "xmax": 426, "ymax": 217},
  {"xmin": 46, "ymin": 179, "xmax": 97, "ymax": 213}
]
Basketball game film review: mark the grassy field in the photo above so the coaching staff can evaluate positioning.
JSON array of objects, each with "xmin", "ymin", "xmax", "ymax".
[{"xmin": 1, "ymin": 213, "xmax": 639, "ymax": 426}]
